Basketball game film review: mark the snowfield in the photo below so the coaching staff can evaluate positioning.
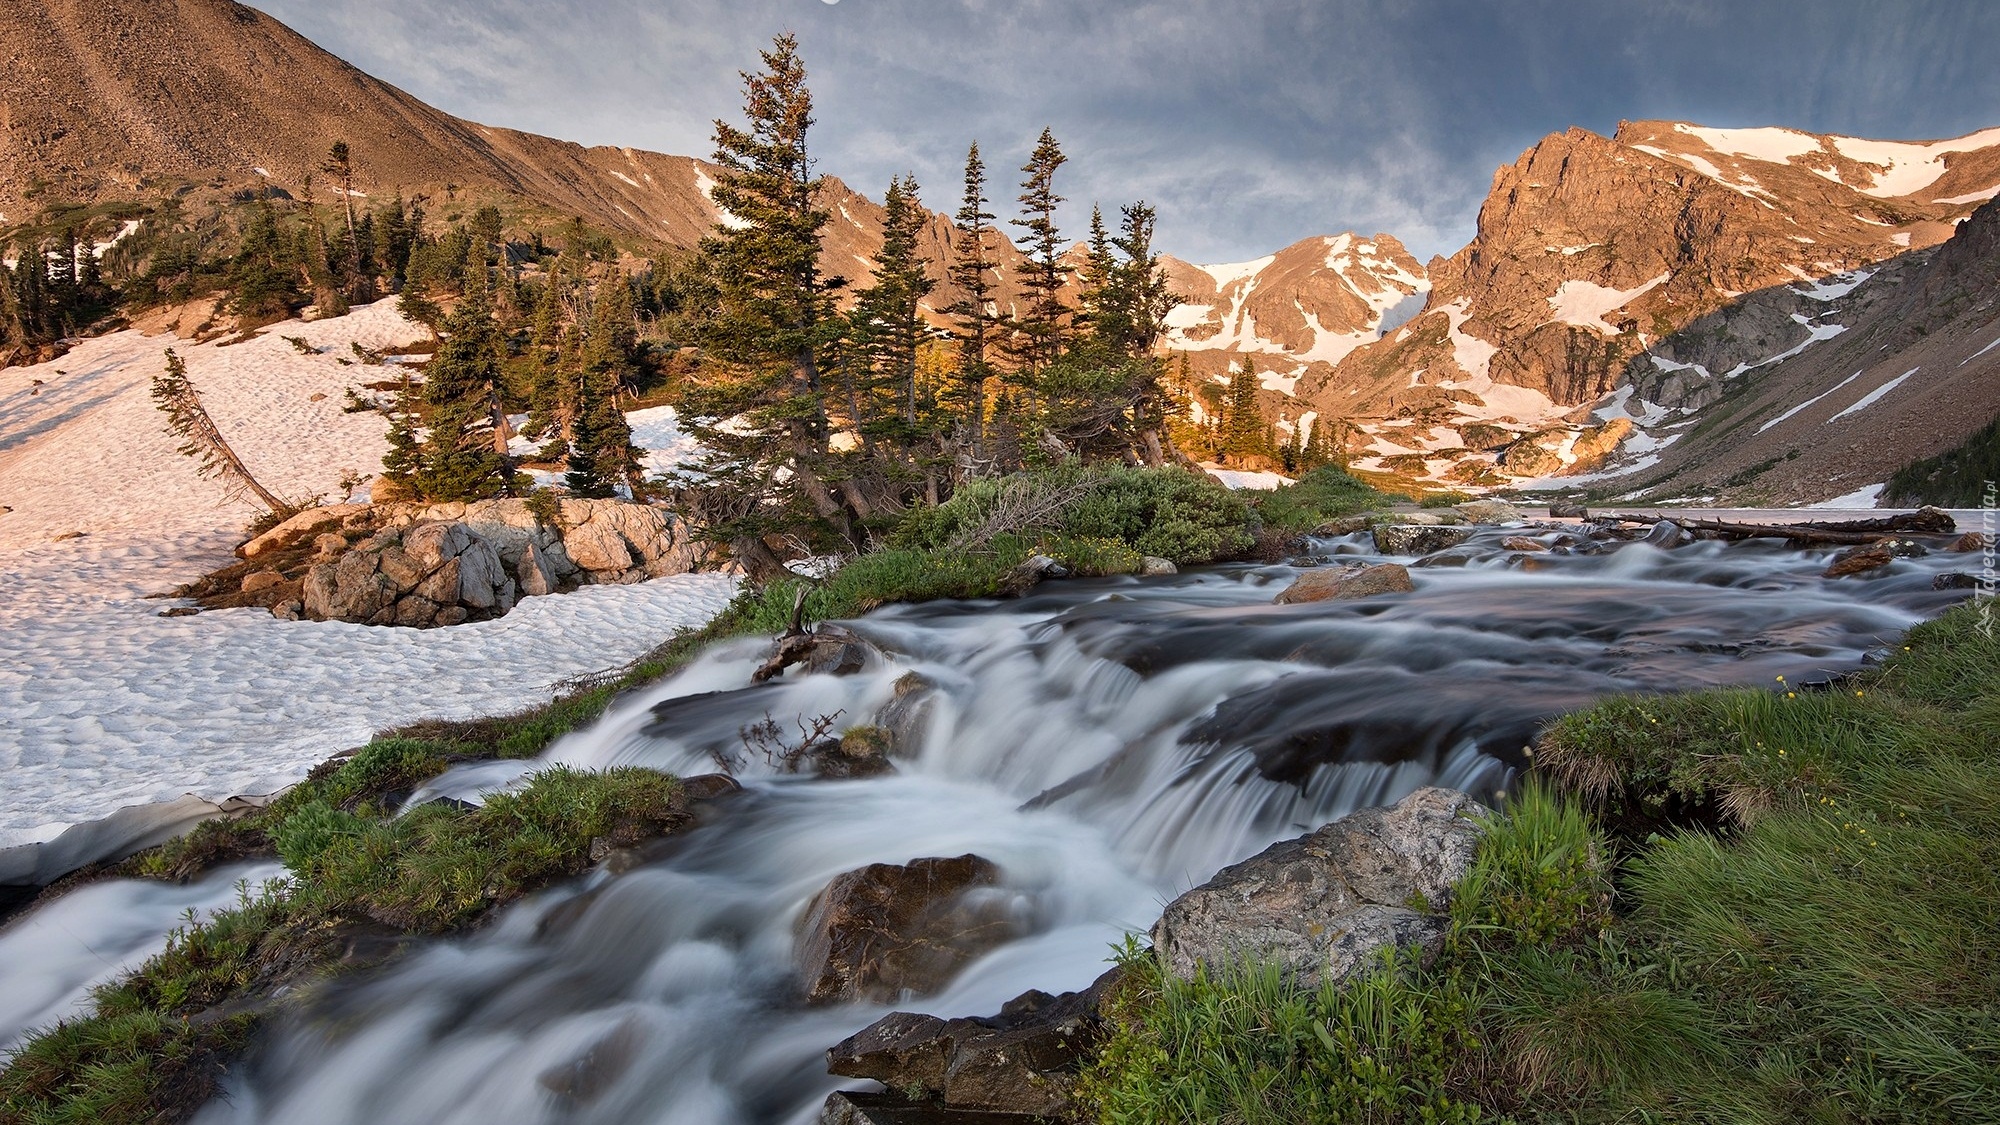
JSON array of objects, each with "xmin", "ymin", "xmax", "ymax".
[{"xmin": 0, "ymin": 301, "xmax": 736, "ymax": 849}]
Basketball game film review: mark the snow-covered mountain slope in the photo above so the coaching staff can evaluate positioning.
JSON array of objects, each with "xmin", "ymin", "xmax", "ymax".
[
  {"xmin": 1289, "ymin": 120, "xmax": 2000, "ymax": 490},
  {"xmin": 1544, "ymin": 195, "xmax": 2000, "ymax": 505},
  {"xmin": 1159, "ymin": 234, "xmax": 1429, "ymax": 394},
  {"xmin": 0, "ymin": 301, "xmax": 735, "ymax": 848}
]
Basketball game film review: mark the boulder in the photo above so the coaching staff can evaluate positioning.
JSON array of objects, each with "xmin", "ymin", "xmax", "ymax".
[
  {"xmin": 240, "ymin": 570, "xmax": 286, "ymax": 593},
  {"xmin": 1139, "ymin": 556, "xmax": 1178, "ymax": 576},
  {"xmin": 1411, "ymin": 549, "xmax": 1477, "ymax": 569},
  {"xmin": 1499, "ymin": 536, "xmax": 1548, "ymax": 552},
  {"xmin": 1452, "ymin": 498, "xmax": 1521, "ymax": 524},
  {"xmin": 1274, "ymin": 563, "xmax": 1415, "ymax": 604},
  {"xmin": 240, "ymin": 503, "xmax": 367, "ymax": 559},
  {"xmin": 312, "ymin": 532, "xmax": 350, "ymax": 560},
  {"xmin": 562, "ymin": 516, "xmax": 635, "ymax": 574},
  {"xmin": 875, "ymin": 672, "xmax": 939, "ymax": 759},
  {"xmin": 1151, "ymin": 787, "xmax": 1487, "ymax": 989},
  {"xmin": 1825, "ymin": 545, "xmax": 1894, "ymax": 578},
  {"xmin": 796, "ymin": 855, "xmax": 1017, "ymax": 1005},
  {"xmin": 1371, "ymin": 525, "xmax": 1475, "ymax": 556},
  {"xmin": 517, "ymin": 540, "xmax": 559, "ymax": 598},
  {"xmin": 1949, "ymin": 532, "xmax": 1989, "ymax": 553},
  {"xmin": 1643, "ymin": 519, "xmax": 1693, "ymax": 549},
  {"xmin": 1934, "ymin": 573, "xmax": 1986, "ymax": 591},
  {"xmin": 827, "ymin": 968, "xmax": 1121, "ymax": 1118},
  {"xmin": 1548, "ymin": 501, "xmax": 1588, "ymax": 519}
]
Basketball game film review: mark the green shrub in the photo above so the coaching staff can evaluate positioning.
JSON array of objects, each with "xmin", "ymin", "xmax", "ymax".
[
  {"xmin": 1252, "ymin": 465, "xmax": 1399, "ymax": 533},
  {"xmin": 1453, "ymin": 783, "xmax": 1611, "ymax": 947},
  {"xmin": 894, "ymin": 464, "xmax": 1253, "ymax": 565}
]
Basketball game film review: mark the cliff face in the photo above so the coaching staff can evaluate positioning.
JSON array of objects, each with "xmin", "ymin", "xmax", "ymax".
[{"xmin": 1286, "ymin": 120, "xmax": 2000, "ymax": 490}]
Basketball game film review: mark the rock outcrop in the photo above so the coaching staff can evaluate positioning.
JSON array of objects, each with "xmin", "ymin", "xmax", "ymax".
[
  {"xmin": 1371, "ymin": 525, "xmax": 1476, "ymax": 556},
  {"xmin": 234, "ymin": 498, "xmax": 700, "ymax": 627},
  {"xmin": 796, "ymin": 855, "xmax": 1017, "ymax": 1005},
  {"xmin": 1150, "ymin": 787, "xmax": 1487, "ymax": 988}
]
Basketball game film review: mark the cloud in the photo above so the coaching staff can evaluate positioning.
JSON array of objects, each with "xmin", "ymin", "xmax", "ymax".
[{"xmin": 253, "ymin": 0, "xmax": 2000, "ymax": 263}]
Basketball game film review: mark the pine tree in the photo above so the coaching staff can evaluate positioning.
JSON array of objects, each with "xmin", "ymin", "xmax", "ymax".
[
  {"xmin": 1222, "ymin": 358, "xmax": 1269, "ymax": 462},
  {"xmin": 682, "ymin": 33, "xmax": 850, "ymax": 553},
  {"xmin": 400, "ymin": 242, "xmax": 512, "ymax": 500},
  {"xmin": 946, "ymin": 142, "xmax": 1001, "ymax": 461},
  {"xmin": 152, "ymin": 348, "xmax": 285, "ymax": 511},
  {"xmin": 1009, "ymin": 128, "xmax": 1071, "ymax": 379},
  {"xmin": 563, "ymin": 276, "xmax": 641, "ymax": 497},
  {"xmin": 850, "ymin": 173, "xmax": 936, "ymax": 437}
]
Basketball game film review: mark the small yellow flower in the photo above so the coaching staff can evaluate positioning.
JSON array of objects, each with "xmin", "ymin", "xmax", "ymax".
[
  {"xmin": 1855, "ymin": 690, "xmax": 1865, "ymax": 697},
  {"xmin": 1787, "ymin": 692, "xmax": 1796, "ymax": 698},
  {"xmin": 1776, "ymin": 675, "xmax": 1786, "ymax": 682}
]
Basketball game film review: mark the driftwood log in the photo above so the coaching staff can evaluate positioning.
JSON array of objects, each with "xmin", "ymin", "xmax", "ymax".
[{"xmin": 1604, "ymin": 508, "xmax": 1955, "ymax": 546}]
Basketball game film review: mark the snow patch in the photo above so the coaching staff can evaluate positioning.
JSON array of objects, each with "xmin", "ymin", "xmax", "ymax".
[
  {"xmin": 1544, "ymin": 274, "xmax": 1668, "ymax": 335},
  {"xmin": 1827, "ymin": 368, "xmax": 1918, "ymax": 421},
  {"xmin": 1758, "ymin": 370, "xmax": 1862, "ymax": 433},
  {"xmin": 1934, "ymin": 184, "xmax": 2000, "ymax": 206},
  {"xmin": 1206, "ymin": 469, "xmax": 1293, "ymax": 490},
  {"xmin": 1810, "ymin": 484, "xmax": 1885, "ymax": 509},
  {"xmin": 1791, "ymin": 269, "xmax": 1874, "ymax": 302},
  {"xmin": 1830, "ymin": 128, "xmax": 2000, "ymax": 198}
]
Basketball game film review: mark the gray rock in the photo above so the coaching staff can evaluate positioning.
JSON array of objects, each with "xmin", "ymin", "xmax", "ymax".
[
  {"xmin": 1452, "ymin": 498, "xmax": 1521, "ymax": 523},
  {"xmin": 1150, "ymin": 787, "xmax": 1487, "ymax": 989},
  {"xmin": 517, "ymin": 540, "xmax": 559, "ymax": 597},
  {"xmin": 796, "ymin": 855, "xmax": 1015, "ymax": 1005},
  {"xmin": 1548, "ymin": 501, "xmax": 1589, "ymax": 519},
  {"xmin": 1644, "ymin": 520, "xmax": 1693, "ymax": 548},
  {"xmin": 1139, "ymin": 556, "xmax": 1178, "ymax": 576},
  {"xmin": 1372, "ymin": 525, "xmax": 1476, "ymax": 556},
  {"xmin": 819, "ymin": 1090, "xmax": 1037, "ymax": 1124}
]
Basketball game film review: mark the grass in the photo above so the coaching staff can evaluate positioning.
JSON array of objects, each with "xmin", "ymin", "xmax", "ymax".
[
  {"xmin": 1085, "ymin": 601, "xmax": 2000, "ymax": 1124},
  {"xmin": 1251, "ymin": 465, "xmax": 1403, "ymax": 534},
  {"xmin": 0, "ymin": 766, "xmax": 690, "ymax": 1123}
]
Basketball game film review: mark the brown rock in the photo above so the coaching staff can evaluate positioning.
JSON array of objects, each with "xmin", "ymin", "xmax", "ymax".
[
  {"xmin": 1824, "ymin": 546, "xmax": 1894, "ymax": 578},
  {"xmin": 312, "ymin": 532, "xmax": 349, "ymax": 560},
  {"xmin": 240, "ymin": 503, "xmax": 367, "ymax": 559},
  {"xmin": 1275, "ymin": 563, "xmax": 1415, "ymax": 604},
  {"xmin": 1500, "ymin": 536, "xmax": 1548, "ymax": 552},
  {"xmin": 679, "ymin": 774, "xmax": 743, "ymax": 801},
  {"xmin": 1371, "ymin": 524, "xmax": 1475, "ymax": 555},
  {"xmin": 796, "ymin": 855, "xmax": 1015, "ymax": 1006},
  {"xmin": 1949, "ymin": 532, "xmax": 1989, "ymax": 552},
  {"xmin": 240, "ymin": 570, "xmax": 286, "ymax": 593}
]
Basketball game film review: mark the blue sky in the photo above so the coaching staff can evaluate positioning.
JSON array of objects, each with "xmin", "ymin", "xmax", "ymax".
[{"xmin": 256, "ymin": 0, "xmax": 2000, "ymax": 263}]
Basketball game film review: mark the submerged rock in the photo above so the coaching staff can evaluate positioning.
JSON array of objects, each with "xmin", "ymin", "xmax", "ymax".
[
  {"xmin": 1274, "ymin": 563, "xmax": 1416, "ymax": 604},
  {"xmin": 796, "ymin": 855, "xmax": 1016, "ymax": 1005},
  {"xmin": 1825, "ymin": 545, "xmax": 1894, "ymax": 578},
  {"xmin": 1644, "ymin": 519, "xmax": 1693, "ymax": 548},
  {"xmin": 1150, "ymin": 787, "xmax": 1487, "ymax": 989}
]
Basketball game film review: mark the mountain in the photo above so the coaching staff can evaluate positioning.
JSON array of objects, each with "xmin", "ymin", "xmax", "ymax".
[
  {"xmin": 1158, "ymin": 234, "xmax": 1429, "ymax": 394},
  {"xmin": 1567, "ymin": 194, "xmax": 2000, "ymax": 505},
  {"xmin": 1287, "ymin": 120, "xmax": 2000, "ymax": 489},
  {"xmin": 0, "ymin": 0, "xmax": 995, "ymax": 304}
]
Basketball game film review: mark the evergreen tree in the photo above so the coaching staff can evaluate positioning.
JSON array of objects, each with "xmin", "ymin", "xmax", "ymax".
[
  {"xmin": 563, "ymin": 276, "xmax": 641, "ymax": 497},
  {"xmin": 394, "ymin": 242, "xmax": 512, "ymax": 500},
  {"xmin": 946, "ymin": 143, "xmax": 1001, "ymax": 461},
  {"xmin": 374, "ymin": 192, "xmax": 415, "ymax": 291},
  {"xmin": 1008, "ymin": 128, "xmax": 1071, "ymax": 378},
  {"xmin": 850, "ymin": 173, "xmax": 936, "ymax": 438},
  {"xmin": 229, "ymin": 199, "xmax": 299, "ymax": 321},
  {"xmin": 1221, "ymin": 358, "xmax": 1269, "ymax": 462},
  {"xmin": 152, "ymin": 348, "xmax": 284, "ymax": 511},
  {"xmin": 681, "ymin": 33, "xmax": 850, "ymax": 555}
]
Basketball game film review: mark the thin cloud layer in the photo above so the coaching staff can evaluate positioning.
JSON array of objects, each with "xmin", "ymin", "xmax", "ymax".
[{"xmin": 255, "ymin": 0, "xmax": 2000, "ymax": 262}]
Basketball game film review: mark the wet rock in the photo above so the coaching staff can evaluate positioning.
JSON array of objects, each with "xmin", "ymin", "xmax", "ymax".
[
  {"xmin": 1000, "ymin": 554, "xmax": 1065, "ymax": 596},
  {"xmin": 1410, "ymin": 549, "xmax": 1477, "ymax": 569},
  {"xmin": 827, "ymin": 968, "xmax": 1121, "ymax": 1118},
  {"xmin": 1500, "ymin": 535, "xmax": 1548, "ymax": 552},
  {"xmin": 1548, "ymin": 501, "xmax": 1588, "ymax": 519},
  {"xmin": 1643, "ymin": 519, "xmax": 1693, "ymax": 548},
  {"xmin": 679, "ymin": 773, "xmax": 744, "ymax": 801},
  {"xmin": 797, "ymin": 855, "xmax": 1017, "ymax": 1005},
  {"xmin": 1139, "ymin": 556, "xmax": 1178, "ymax": 576},
  {"xmin": 1825, "ymin": 546, "xmax": 1894, "ymax": 578},
  {"xmin": 537, "ymin": 1016, "xmax": 643, "ymax": 1105},
  {"xmin": 819, "ymin": 1090, "xmax": 1039, "ymax": 1124},
  {"xmin": 1151, "ymin": 787, "xmax": 1487, "ymax": 989},
  {"xmin": 807, "ymin": 624, "xmax": 875, "ymax": 676},
  {"xmin": 1948, "ymin": 532, "xmax": 1988, "ymax": 553},
  {"xmin": 1372, "ymin": 524, "xmax": 1475, "ymax": 556},
  {"xmin": 1275, "ymin": 563, "xmax": 1416, "ymax": 604},
  {"xmin": 815, "ymin": 727, "xmax": 896, "ymax": 780},
  {"xmin": 876, "ymin": 673, "xmax": 939, "ymax": 759},
  {"xmin": 1452, "ymin": 499, "xmax": 1521, "ymax": 523},
  {"xmin": 1934, "ymin": 572, "xmax": 1988, "ymax": 591},
  {"xmin": 1873, "ymin": 538, "xmax": 1928, "ymax": 559}
]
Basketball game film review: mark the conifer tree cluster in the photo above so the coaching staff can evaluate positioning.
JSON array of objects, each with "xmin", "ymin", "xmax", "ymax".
[
  {"xmin": 673, "ymin": 34, "xmax": 1193, "ymax": 560},
  {"xmin": 2, "ymin": 229, "xmax": 116, "ymax": 351}
]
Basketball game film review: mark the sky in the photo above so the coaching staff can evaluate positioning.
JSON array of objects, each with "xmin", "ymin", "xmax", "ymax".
[{"xmin": 255, "ymin": 0, "xmax": 2000, "ymax": 264}]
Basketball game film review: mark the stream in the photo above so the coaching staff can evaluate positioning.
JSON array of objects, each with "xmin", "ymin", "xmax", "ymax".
[{"xmin": 3, "ymin": 525, "xmax": 1977, "ymax": 1123}]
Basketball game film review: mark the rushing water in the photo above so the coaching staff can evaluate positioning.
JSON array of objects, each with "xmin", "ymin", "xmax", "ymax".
[{"xmin": 12, "ymin": 526, "xmax": 1974, "ymax": 1124}]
